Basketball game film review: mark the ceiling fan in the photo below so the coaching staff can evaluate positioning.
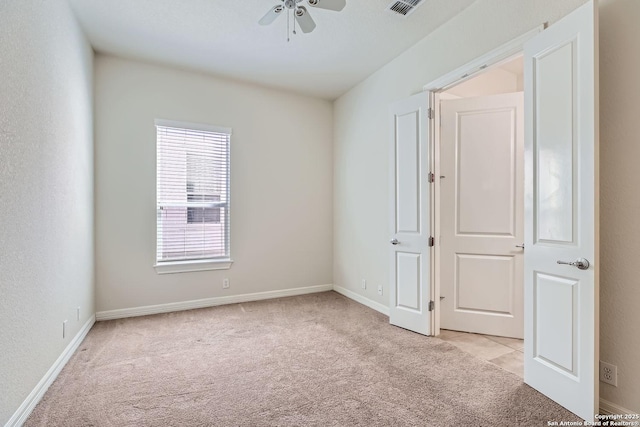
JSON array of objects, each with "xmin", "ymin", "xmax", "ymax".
[{"xmin": 259, "ymin": 0, "xmax": 347, "ymax": 39}]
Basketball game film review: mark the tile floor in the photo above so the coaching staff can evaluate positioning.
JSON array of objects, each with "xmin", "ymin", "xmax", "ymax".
[{"xmin": 437, "ymin": 329, "xmax": 524, "ymax": 378}]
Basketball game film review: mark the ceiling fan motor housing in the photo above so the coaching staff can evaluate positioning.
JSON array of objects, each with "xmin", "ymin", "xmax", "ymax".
[
  {"xmin": 262, "ymin": 0, "xmax": 344, "ymax": 35},
  {"xmin": 283, "ymin": 0, "xmax": 303, "ymax": 9}
]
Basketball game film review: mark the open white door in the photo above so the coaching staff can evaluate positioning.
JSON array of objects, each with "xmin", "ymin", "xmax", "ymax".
[
  {"xmin": 389, "ymin": 92, "xmax": 433, "ymax": 336},
  {"xmin": 524, "ymin": 0, "xmax": 599, "ymax": 420},
  {"xmin": 440, "ymin": 93, "xmax": 525, "ymax": 339}
]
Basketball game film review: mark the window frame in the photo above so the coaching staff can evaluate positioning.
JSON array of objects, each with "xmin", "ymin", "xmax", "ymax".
[{"xmin": 153, "ymin": 119, "xmax": 233, "ymax": 274}]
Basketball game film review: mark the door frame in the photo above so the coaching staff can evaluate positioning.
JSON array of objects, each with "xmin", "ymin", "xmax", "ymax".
[{"xmin": 422, "ymin": 25, "xmax": 544, "ymax": 336}]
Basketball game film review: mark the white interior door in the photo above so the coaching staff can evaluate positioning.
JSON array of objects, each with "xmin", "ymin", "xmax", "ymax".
[
  {"xmin": 389, "ymin": 92, "xmax": 432, "ymax": 336},
  {"xmin": 524, "ymin": 0, "xmax": 599, "ymax": 420},
  {"xmin": 440, "ymin": 93, "xmax": 524, "ymax": 339}
]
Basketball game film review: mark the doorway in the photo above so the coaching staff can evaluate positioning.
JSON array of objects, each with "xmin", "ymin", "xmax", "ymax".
[
  {"xmin": 391, "ymin": 3, "xmax": 600, "ymax": 417},
  {"xmin": 437, "ymin": 57, "xmax": 525, "ymax": 340}
]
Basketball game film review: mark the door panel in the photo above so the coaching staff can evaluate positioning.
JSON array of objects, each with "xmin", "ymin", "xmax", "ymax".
[
  {"xmin": 396, "ymin": 112, "xmax": 421, "ymax": 233},
  {"xmin": 440, "ymin": 92, "xmax": 524, "ymax": 339},
  {"xmin": 456, "ymin": 108, "xmax": 517, "ymax": 236},
  {"xmin": 456, "ymin": 254, "xmax": 514, "ymax": 315},
  {"xmin": 534, "ymin": 272, "xmax": 578, "ymax": 375},
  {"xmin": 524, "ymin": 0, "xmax": 598, "ymax": 420},
  {"xmin": 535, "ymin": 42, "xmax": 576, "ymax": 243},
  {"xmin": 389, "ymin": 92, "xmax": 432, "ymax": 335},
  {"xmin": 396, "ymin": 252, "xmax": 422, "ymax": 311}
]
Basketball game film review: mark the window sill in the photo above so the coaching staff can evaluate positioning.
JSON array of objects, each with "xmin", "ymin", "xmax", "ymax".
[{"xmin": 154, "ymin": 259, "xmax": 233, "ymax": 275}]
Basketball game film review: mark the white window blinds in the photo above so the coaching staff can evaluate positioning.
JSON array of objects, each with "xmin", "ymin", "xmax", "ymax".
[{"xmin": 156, "ymin": 120, "xmax": 231, "ymax": 263}]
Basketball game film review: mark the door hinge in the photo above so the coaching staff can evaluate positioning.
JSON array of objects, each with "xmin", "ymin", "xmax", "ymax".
[
  {"xmin": 427, "ymin": 107, "xmax": 434, "ymax": 120},
  {"xmin": 428, "ymin": 172, "xmax": 435, "ymax": 183},
  {"xmin": 428, "ymin": 236, "xmax": 435, "ymax": 247},
  {"xmin": 428, "ymin": 300, "xmax": 435, "ymax": 311}
]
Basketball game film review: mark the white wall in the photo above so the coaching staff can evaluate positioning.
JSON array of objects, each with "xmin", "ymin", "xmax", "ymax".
[
  {"xmin": 445, "ymin": 67, "xmax": 519, "ymax": 98},
  {"xmin": 95, "ymin": 55, "xmax": 333, "ymax": 312},
  {"xmin": 0, "ymin": 0, "xmax": 95, "ymax": 424},
  {"xmin": 599, "ymin": 0, "xmax": 640, "ymax": 413},
  {"xmin": 334, "ymin": 0, "xmax": 639, "ymax": 413}
]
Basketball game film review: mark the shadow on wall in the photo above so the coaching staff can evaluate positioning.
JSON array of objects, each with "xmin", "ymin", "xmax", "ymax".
[{"xmin": 598, "ymin": 0, "xmax": 640, "ymax": 413}]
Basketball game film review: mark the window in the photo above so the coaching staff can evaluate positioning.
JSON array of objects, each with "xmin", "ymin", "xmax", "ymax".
[{"xmin": 155, "ymin": 120, "xmax": 232, "ymax": 273}]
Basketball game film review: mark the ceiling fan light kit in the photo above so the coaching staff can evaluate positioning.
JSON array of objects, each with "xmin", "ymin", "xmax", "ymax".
[{"xmin": 259, "ymin": 0, "xmax": 346, "ymax": 41}]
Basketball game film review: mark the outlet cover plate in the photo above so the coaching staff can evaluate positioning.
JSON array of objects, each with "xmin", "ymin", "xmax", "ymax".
[{"xmin": 599, "ymin": 361, "xmax": 618, "ymax": 387}]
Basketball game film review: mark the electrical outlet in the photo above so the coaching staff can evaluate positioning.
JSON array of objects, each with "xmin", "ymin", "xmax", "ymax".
[
  {"xmin": 377, "ymin": 285, "xmax": 383, "ymax": 296},
  {"xmin": 222, "ymin": 278, "xmax": 230, "ymax": 289},
  {"xmin": 77, "ymin": 307, "xmax": 80, "ymax": 321},
  {"xmin": 361, "ymin": 279, "xmax": 367, "ymax": 290},
  {"xmin": 600, "ymin": 361, "xmax": 618, "ymax": 386},
  {"xmin": 62, "ymin": 320, "xmax": 68, "ymax": 339}
]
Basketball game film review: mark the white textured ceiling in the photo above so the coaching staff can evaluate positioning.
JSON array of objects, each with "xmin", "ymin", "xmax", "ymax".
[{"xmin": 68, "ymin": 0, "xmax": 477, "ymax": 99}]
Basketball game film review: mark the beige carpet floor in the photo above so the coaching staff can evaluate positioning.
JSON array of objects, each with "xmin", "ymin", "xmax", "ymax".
[{"xmin": 26, "ymin": 291, "xmax": 580, "ymax": 426}]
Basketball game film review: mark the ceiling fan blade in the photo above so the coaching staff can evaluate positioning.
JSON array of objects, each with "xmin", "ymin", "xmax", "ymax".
[
  {"xmin": 295, "ymin": 6, "xmax": 316, "ymax": 33},
  {"xmin": 259, "ymin": 5, "xmax": 284, "ymax": 26},
  {"xmin": 307, "ymin": 0, "xmax": 346, "ymax": 12}
]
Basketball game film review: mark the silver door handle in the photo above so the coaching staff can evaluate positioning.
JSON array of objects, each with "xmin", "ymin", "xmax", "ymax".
[
  {"xmin": 390, "ymin": 239, "xmax": 400, "ymax": 245},
  {"xmin": 515, "ymin": 244, "xmax": 525, "ymax": 249},
  {"xmin": 557, "ymin": 258, "xmax": 590, "ymax": 270}
]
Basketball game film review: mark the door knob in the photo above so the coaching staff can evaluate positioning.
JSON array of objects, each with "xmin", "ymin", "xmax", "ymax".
[
  {"xmin": 390, "ymin": 238, "xmax": 400, "ymax": 245},
  {"xmin": 557, "ymin": 258, "xmax": 590, "ymax": 270},
  {"xmin": 515, "ymin": 244, "xmax": 525, "ymax": 249}
]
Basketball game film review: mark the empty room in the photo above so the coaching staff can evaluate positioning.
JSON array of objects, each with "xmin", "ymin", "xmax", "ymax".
[{"xmin": 1, "ymin": 0, "xmax": 639, "ymax": 425}]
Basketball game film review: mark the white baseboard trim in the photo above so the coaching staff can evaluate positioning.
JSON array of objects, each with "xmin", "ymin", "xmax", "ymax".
[
  {"xmin": 5, "ymin": 315, "xmax": 96, "ymax": 427},
  {"xmin": 600, "ymin": 398, "xmax": 636, "ymax": 415},
  {"xmin": 333, "ymin": 285, "xmax": 389, "ymax": 316},
  {"xmin": 95, "ymin": 284, "xmax": 334, "ymax": 321}
]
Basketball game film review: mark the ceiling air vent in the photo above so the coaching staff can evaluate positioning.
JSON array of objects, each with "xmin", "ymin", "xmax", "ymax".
[{"xmin": 386, "ymin": 0, "xmax": 424, "ymax": 17}]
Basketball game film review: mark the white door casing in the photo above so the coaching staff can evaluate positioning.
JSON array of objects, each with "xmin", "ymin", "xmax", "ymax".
[
  {"xmin": 524, "ymin": 0, "xmax": 599, "ymax": 421},
  {"xmin": 389, "ymin": 92, "xmax": 433, "ymax": 336},
  {"xmin": 440, "ymin": 93, "xmax": 524, "ymax": 339}
]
